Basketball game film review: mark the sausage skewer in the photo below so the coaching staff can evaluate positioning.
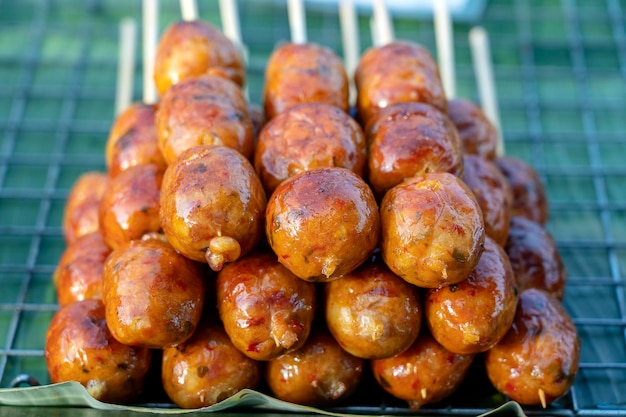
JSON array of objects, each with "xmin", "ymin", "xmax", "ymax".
[
  {"xmin": 288, "ymin": 0, "xmax": 307, "ymax": 44},
  {"xmin": 115, "ymin": 18, "xmax": 137, "ymax": 115},
  {"xmin": 433, "ymin": 0, "xmax": 456, "ymax": 99},
  {"xmin": 339, "ymin": 0, "xmax": 359, "ymax": 106},
  {"xmin": 180, "ymin": 0, "xmax": 198, "ymax": 22},
  {"xmin": 142, "ymin": 0, "xmax": 158, "ymax": 105}
]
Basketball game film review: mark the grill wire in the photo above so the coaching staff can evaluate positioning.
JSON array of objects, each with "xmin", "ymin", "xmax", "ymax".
[{"xmin": 0, "ymin": 0, "xmax": 625, "ymax": 415}]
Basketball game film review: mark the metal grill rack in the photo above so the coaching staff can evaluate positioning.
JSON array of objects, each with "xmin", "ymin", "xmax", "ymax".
[{"xmin": 1, "ymin": 0, "xmax": 625, "ymax": 415}]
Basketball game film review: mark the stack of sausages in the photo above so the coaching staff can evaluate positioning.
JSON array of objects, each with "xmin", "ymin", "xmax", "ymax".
[{"xmin": 46, "ymin": 13, "xmax": 579, "ymax": 413}]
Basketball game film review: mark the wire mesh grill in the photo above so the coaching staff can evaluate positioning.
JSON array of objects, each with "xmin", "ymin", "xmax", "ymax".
[{"xmin": 1, "ymin": 0, "xmax": 626, "ymax": 415}]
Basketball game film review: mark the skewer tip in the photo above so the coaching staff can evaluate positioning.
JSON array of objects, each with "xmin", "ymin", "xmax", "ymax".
[{"xmin": 538, "ymin": 388, "xmax": 547, "ymax": 408}]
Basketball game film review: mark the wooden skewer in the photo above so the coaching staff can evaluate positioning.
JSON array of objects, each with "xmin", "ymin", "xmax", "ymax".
[
  {"xmin": 469, "ymin": 26, "xmax": 504, "ymax": 157},
  {"xmin": 142, "ymin": 0, "xmax": 159, "ymax": 105},
  {"xmin": 288, "ymin": 0, "xmax": 307, "ymax": 44},
  {"xmin": 339, "ymin": 0, "xmax": 359, "ymax": 106},
  {"xmin": 180, "ymin": 0, "xmax": 198, "ymax": 22},
  {"xmin": 420, "ymin": 387, "xmax": 428, "ymax": 400},
  {"xmin": 219, "ymin": 0, "xmax": 242, "ymax": 47},
  {"xmin": 372, "ymin": 0, "xmax": 394, "ymax": 46},
  {"xmin": 115, "ymin": 18, "xmax": 137, "ymax": 115},
  {"xmin": 433, "ymin": 0, "xmax": 455, "ymax": 99},
  {"xmin": 538, "ymin": 388, "xmax": 547, "ymax": 408}
]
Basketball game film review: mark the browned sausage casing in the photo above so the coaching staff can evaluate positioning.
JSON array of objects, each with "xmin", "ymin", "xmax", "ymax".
[
  {"xmin": 263, "ymin": 42, "xmax": 349, "ymax": 119},
  {"xmin": 505, "ymin": 216, "xmax": 567, "ymax": 300},
  {"xmin": 447, "ymin": 98, "xmax": 498, "ymax": 160},
  {"xmin": 367, "ymin": 102, "xmax": 463, "ymax": 197},
  {"xmin": 425, "ymin": 236, "xmax": 518, "ymax": 354},
  {"xmin": 324, "ymin": 259, "xmax": 422, "ymax": 359},
  {"xmin": 45, "ymin": 299, "xmax": 152, "ymax": 404},
  {"xmin": 266, "ymin": 167, "xmax": 380, "ymax": 282},
  {"xmin": 355, "ymin": 41, "xmax": 446, "ymax": 125},
  {"xmin": 254, "ymin": 102, "xmax": 367, "ymax": 195},
  {"xmin": 216, "ymin": 250, "xmax": 316, "ymax": 361},
  {"xmin": 98, "ymin": 163, "xmax": 164, "ymax": 250},
  {"xmin": 161, "ymin": 321, "xmax": 260, "ymax": 409},
  {"xmin": 102, "ymin": 237, "xmax": 206, "ymax": 348},
  {"xmin": 160, "ymin": 145, "xmax": 267, "ymax": 271},
  {"xmin": 265, "ymin": 327, "xmax": 364, "ymax": 406},
  {"xmin": 105, "ymin": 102, "xmax": 166, "ymax": 178},
  {"xmin": 496, "ymin": 156, "xmax": 549, "ymax": 225},
  {"xmin": 154, "ymin": 19, "xmax": 245, "ymax": 96},
  {"xmin": 53, "ymin": 231, "xmax": 112, "ymax": 307},
  {"xmin": 380, "ymin": 172, "xmax": 485, "ymax": 288},
  {"xmin": 63, "ymin": 171, "xmax": 108, "ymax": 245},
  {"xmin": 371, "ymin": 330, "xmax": 475, "ymax": 410},
  {"xmin": 485, "ymin": 288, "xmax": 580, "ymax": 406},
  {"xmin": 156, "ymin": 74, "xmax": 254, "ymax": 164},
  {"xmin": 461, "ymin": 154, "xmax": 513, "ymax": 247}
]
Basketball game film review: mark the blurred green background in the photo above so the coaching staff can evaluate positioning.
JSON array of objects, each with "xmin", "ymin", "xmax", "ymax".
[{"xmin": 1, "ymin": 0, "xmax": 626, "ymax": 415}]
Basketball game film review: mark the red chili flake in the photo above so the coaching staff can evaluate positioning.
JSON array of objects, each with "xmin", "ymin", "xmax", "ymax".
[
  {"xmin": 247, "ymin": 342, "xmax": 262, "ymax": 352},
  {"xmin": 281, "ymin": 254, "xmax": 290, "ymax": 260},
  {"xmin": 291, "ymin": 320, "xmax": 304, "ymax": 332},
  {"xmin": 505, "ymin": 382, "xmax": 516, "ymax": 393},
  {"xmin": 448, "ymin": 223, "xmax": 465, "ymax": 235},
  {"xmin": 468, "ymin": 289, "xmax": 476, "ymax": 297},
  {"xmin": 411, "ymin": 379, "xmax": 421, "ymax": 390}
]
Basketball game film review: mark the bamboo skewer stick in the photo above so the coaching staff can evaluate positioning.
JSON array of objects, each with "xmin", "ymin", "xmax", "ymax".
[
  {"xmin": 372, "ymin": 0, "xmax": 394, "ymax": 46},
  {"xmin": 115, "ymin": 18, "xmax": 137, "ymax": 115},
  {"xmin": 433, "ymin": 0, "xmax": 456, "ymax": 99},
  {"xmin": 180, "ymin": 0, "xmax": 198, "ymax": 22},
  {"xmin": 142, "ymin": 0, "xmax": 159, "ymax": 105},
  {"xmin": 288, "ymin": 0, "xmax": 307, "ymax": 44},
  {"xmin": 339, "ymin": 0, "xmax": 360, "ymax": 106},
  {"xmin": 469, "ymin": 26, "xmax": 504, "ymax": 157}
]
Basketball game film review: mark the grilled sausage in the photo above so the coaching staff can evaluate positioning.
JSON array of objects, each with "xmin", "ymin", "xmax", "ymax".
[
  {"xmin": 371, "ymin": 329, "xmax": 475, "ymax": 410},
  {"xmin": 105, "ymin": 102, "xmax": 166, "ymax": 178},
  {"xmin": 63, "ymin": 171, "xmax": 108, "ymax": 245},
  {"xmin": 355, "ymin": 40, "xmax": 446, "ymax": 125},
  {"xmin": 484, "ymin": 288, "xmax": 580, "ymax": 406},
  {"xmin": 216, "ymin": 250, "xmax": 316, "ymax": 361},
  {"xmin": 461, "ymin": 154, "xmax": 513, "ymax": 246},
  {"xmin": 380, "ymin": 172, "xmax": 485, "ymax": 288},
  {"xmin": 447, "ymin": 98, "xmax": 498, "ymax": 160},
  {"xmin": 495, "ymin": 156, "xmax": 549, "ymax": 225},
  {"xmin": 263, "ymin": 42, "xmax": 349, "ymax": 119},
  {"xmin": 156, "ymin": 74, "xmax": 254, "ymax": 164},
  {"xmin": 45, "ymin": 299, "xmax": 152, "ymax": 404},
  {"xmin": 266, "ymin": 167, "xmax": 380, "ymax": 282},
  {"xmin": 161, "ymin": 321, "xmax": 260, "ymax": 408},
  {"xmin": 505, "ymin": 215, "xmax": 567, "ymax": 300},
  {"xmin": 154, "ymin": 19, "xmax": 245, "ymax": 95},
  {"xmin": 424, "ymin": 236, "xmax": 518, "ymax": 354},
  {"xmin": 159, "ymin": 145, "xmax": 267, "ymax": 271},
  {"xmin": 366, "ymin": 102, "xmax": 463, "ymax": 197},
  {"xmin": 254, "ymin": 102, "xmax": 367, "ymax": 195},
  {"xmin": 102, "ymin": 236, "xmax": 206, "ymax": 348},
  {"xmin": 98, "ymin": 163, "xmax": 164, "ymax": 250},
  {"xmin": 265, "ymin": 327, "xmax": 364, "ymax": 406},
  {"xmin": 53, "ymin": 231, "xmax": 111, "ymax": 307},
  {"xmin": 324, "ymin": 259, "xmax": 422, "ymax": 359}
]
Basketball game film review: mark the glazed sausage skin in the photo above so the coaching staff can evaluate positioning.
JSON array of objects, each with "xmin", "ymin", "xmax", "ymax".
[
  {"xmin": 105, "ymin": 102, "xmax": 166, "ymax": 178},
  {"xmin": 424, "ymin": 236, "xmax": 518, "ymax": 354},
  {"xmin": 496, "ymin": 156, "xmax": 549, "ymax": 225},
  {"xmin": 366, "ymin": 102, "xmax": 463, "ymax": 197},
  {"xmin": 263, "ymin": 42, "xmax": 349, "ymax": 119},
  {"xmin": 461, "ymin": 154, "xmax": 513, "ymax": 247},
  {"xmin": 355, "ymin": 41, "xmax": 446, "ymax": 125},
  {"xmin": 447, "ymin": 98, "xmax": 498, "ymax": 160},
  {"xmin": 254, "ymin": 103, "xmax": 367, "ymax": 195},
  {"xmin": 505, "ymin": 216, "xmax": 567, "ymax": 300},
  {"xmin": 98, "ymin": 163, "xmax": 164, "ymax": 250},
  {"xmin": 265, "ymin": 327, "xmax": 364, "ymax": 406},
  {"xmin": 216, "ymin": 250, "xmax": 317, "ymax": 361},
  {"xmin": 371, "ymin": 329, "xmax": 475, "ymax": 410},
  {"xmin": 154, "ymin": 19, "xmax": 245, "ymax": 95},
  {"xmin": 266, "ymin": 167, "xmax": 380, "ymax": 282},
  {"xmin": 162, "ymin": 321, "xmax": 260, "ymax": 409},
  {"xmin": 53, "ymin": 231, "xmax": 112, "ymax": 307},
  {"xmin": 102, "ymin": 237, "xmax": 206, "ymax": 348},
  {"xmin": 45, "ymin": 299, "xmax": 152, "ymax": 404},
  {"xmin": 324, "ymin": 259, "xmax": 422, "ymax": 359},
  {"xmin": 380, "ymin": 172, "xmax": 485, "ymax": 288},
  {"xmin": 63, "ymin": 172, "xmax": 108, "ymax": 245},
  {"xmin": 156, "ymin": 74, "xmax": 254, "ymax": 164},
  {"xmin": 485, "ymin": 288, "xmax": 580, "ymax": 406},
  {"xmin": 160, "ymin": 145, "xmax": 267, "ymax": 271}
]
